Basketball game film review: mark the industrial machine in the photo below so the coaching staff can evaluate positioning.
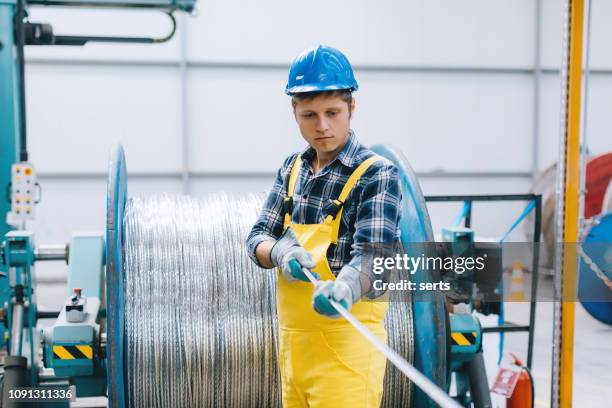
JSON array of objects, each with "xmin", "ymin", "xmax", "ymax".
[
  {"xmin": 0, "ymin": 1, "xmax": 561, "ymax": 407},
  {"xmin": 0, "ymin": 0, "xmax": 196, "ymax": 405},
  {"xmin": 428, "ymin": 194, "xmax": 543, "ymax": 407}
]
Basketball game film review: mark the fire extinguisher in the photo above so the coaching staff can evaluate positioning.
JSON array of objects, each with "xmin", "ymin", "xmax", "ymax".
[{"xmin": 507, "ymin": 353, "xmax": 534, "ymax": 408}]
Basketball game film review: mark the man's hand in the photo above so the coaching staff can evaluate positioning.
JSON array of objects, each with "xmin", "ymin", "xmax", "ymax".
[
  {"xmin": 313, "ymin": 265, "xmax": 362, "ymax": 318},
  {"xmin": 270, "ymin": 227, "xmax": 318, "ymax": 282}
]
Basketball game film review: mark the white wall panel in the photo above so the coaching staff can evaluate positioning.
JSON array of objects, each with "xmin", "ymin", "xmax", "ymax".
[
  {"xmin": 187, "ymin": 0, "xmax": 533, "ymax": 67},
  {"xmin": 540, "ymin": 0, "xmax": 564, "ymax": 69},
  {"xmin": 353, "ymin": 71, "xmax": 533, "ymax": 172},
  {"xmin": 188, "ymin": 68, "xmax": 533, "ymax": 173},
  {"xmin": 32, "ymin": 179, "xmax": 106, "ymax": 245},
  {"xmin": 537, "ymin": 74, "xmax": 562, "ymax": 170},
  {"xmin": 542, "ymin": 0, "xmax": 612, "ymax": 70},
  {"xmin": 25, "ymin": 8, "xmax": 181, "ymax": 61},
  {"xmin": 538, "ymin": 74, "xmax": 612, "ymax": 173},
  {"xmin": 589, "ymin": 0, "xmax": 612, "ymax": 68},
  {"xmin": 583, "ymin": 76, "xmax": 612, "ymax": 155},
  {"xmin": 187, "ymin": 67, "xmax": 301, "ymax": 173},
  {"xmin": 26, "ymin": 65, "xmax": 183, "ymax": 173}
]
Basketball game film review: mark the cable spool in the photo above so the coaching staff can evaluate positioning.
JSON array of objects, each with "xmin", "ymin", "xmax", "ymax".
[
  {"xmin": 106, "ymin": 144, "xmax": 447, "ymax": 407},
  {"xmin": 124, "ymin": 193, "xmax": 281, "ymax": 407}
]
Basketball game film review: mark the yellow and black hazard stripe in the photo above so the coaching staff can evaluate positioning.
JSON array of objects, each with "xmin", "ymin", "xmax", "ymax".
[
  {"xmin": 53, "ymin": 345, "xmax": 93, "ymax": 360},
  {"xmin": 450, "ymin": 331, "xmax": 477, "ymax": 346}
]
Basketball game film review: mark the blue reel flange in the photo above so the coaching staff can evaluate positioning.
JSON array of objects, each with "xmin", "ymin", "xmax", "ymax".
[
  {"xmin": 106, "ymin": 145, "xmax": 128, "ymax": 408},
  {"xmin": 372, "ymin": 144, "xmax": 448, "ymax": 407},
  {"xmin": 578, "ymin": 212, "xmax": 612, "ymax": 325}
]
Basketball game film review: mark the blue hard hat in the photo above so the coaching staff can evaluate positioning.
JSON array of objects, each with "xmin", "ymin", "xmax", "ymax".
[{"xmin": 285, "ymin": 45, "xmax": 358, "ymax": 95}]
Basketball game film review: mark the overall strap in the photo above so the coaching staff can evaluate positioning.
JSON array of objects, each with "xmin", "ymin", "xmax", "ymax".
[
  {"xmin": 324, "ymin": 155, "xmax": 383, "ymax": 226},
  {"xmin": 284, "ymin": 154, "xmax": 302, "ymax": 226}
]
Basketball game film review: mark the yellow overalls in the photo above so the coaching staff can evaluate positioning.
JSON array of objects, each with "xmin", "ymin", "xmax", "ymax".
[{"xmin": 277, "ymin": 154, "xmax": 389, "ymax": 408}]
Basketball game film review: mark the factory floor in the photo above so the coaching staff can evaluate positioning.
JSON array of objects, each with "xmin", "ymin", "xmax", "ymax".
[{"xmin": 503, "ymin": 299, "xmax": 612, "ymax": 408}]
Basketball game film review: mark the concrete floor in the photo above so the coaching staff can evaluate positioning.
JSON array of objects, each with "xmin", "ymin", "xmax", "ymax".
[{"xmin": 502, "ymin": 299, "xmax": 612, "ymax": 408}]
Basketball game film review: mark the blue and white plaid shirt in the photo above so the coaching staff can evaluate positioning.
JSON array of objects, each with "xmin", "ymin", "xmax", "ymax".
[{"xmin": 246, "ymin": 131, "xmax": 401, "ymax": 298}]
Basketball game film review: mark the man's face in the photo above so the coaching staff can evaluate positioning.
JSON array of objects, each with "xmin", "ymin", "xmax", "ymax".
[{"xmin": 293, "ymin": 93, "xmax": 355, "ymax": 155}]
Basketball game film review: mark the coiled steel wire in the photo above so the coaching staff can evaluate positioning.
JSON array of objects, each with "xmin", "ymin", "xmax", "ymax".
[{"xmin": 123, "ymin": 193, "xmax": 414, "ymax": 407}]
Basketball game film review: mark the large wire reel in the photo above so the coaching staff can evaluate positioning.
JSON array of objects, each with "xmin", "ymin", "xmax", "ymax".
[{"xmin": 106, "ymin": 144, "xmax": 447, "ymax": 407}]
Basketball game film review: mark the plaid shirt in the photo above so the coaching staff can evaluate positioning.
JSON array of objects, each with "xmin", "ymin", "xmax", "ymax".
[{"xmin": 246, "ymin": 131, "xmax": 401, "ymax": 298}]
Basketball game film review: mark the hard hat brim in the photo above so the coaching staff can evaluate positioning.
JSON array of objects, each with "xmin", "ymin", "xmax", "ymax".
[{"xmin": 285, "ymin": 83, "xmax": 358, "ymax": 96}]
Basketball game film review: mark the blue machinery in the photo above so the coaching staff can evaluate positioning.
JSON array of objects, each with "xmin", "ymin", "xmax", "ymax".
[{"xmin": 0, "ymin": 0, "xmax": 197, "ymax": 406}]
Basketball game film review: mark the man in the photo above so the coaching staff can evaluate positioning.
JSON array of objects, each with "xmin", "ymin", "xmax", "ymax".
[{"xmin": 246, "ymin": 45, "xmax": 401, "ymax": 407}]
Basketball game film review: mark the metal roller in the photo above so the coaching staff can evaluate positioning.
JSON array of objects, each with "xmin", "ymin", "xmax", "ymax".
[{"xmin": 106, "ymin": 144, "xmax": 446, "ymax": 407}]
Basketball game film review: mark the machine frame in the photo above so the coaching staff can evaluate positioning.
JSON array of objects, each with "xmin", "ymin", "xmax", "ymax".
[{"xmin": 425, "ymin": 193, "xmax": 543, "ymax": 370}]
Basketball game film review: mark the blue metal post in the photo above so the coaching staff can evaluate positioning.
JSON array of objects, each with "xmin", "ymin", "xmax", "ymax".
[
  {"xmin": 0, "ymin": 0, "xmax": 20, "ymax": 239},
  {"xmin": 0, "ymin": 0, "xmax": 20, "ymax": 349}
]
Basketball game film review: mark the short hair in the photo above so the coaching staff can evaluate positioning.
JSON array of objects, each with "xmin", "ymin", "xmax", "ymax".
[{"xmin": 291, "ymin": 89, "xmax": 353, "ymax": 110}]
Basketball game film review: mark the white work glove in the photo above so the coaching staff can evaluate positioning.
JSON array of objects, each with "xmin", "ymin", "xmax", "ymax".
[
  {"xmin": 270, "ymin": 227, "xmax": 317, "ymax": 282},
  {"xmin": 312, "ymin": 264, "xmax": 362, "ymax": 318}
]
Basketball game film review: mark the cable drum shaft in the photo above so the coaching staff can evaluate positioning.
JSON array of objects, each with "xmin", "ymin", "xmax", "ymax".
[{"xmin": 123, "ymin": 193, "xmax": 414, "ymax": 407}]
